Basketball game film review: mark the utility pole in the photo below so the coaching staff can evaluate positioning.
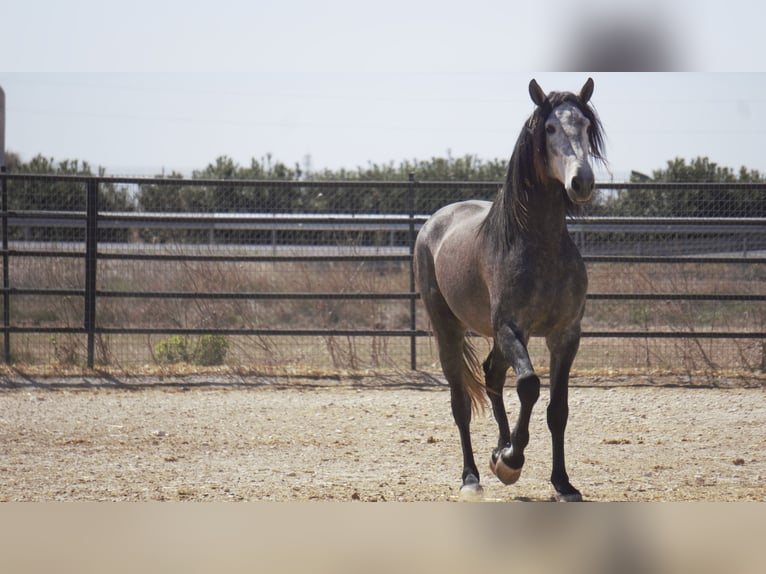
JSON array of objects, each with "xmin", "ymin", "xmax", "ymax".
[
  {"xmin": 0, "ymin": 84, "xmax": 5, "ymax": 171},
  {"xmin": 1, "ymin": 85, "xmax": 8, "ymax": 364}
]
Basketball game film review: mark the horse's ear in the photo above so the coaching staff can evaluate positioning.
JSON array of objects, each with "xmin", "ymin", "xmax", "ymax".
[
  {"xmin": 529, "ymin": 79, "xmax": 546, "ymax": 107},
  {"xmin": 579, "ymin": 77, "xmax": 594, "ymax": 104}
]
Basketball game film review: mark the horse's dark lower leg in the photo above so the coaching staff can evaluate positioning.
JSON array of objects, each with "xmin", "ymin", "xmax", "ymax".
[
  {"xmin": 449, "ymin": 381, "xmax": 481, "ymax": 493},
  {"xmin": 484, "ymin": 347, "xmax": 511, "ymax": 450},
  {"xmin": 547, "ymin": 330, "xmax": 582, "ymax": 501},
  {"xmin": 489, "ymin": 371, "xmax": 540, "ymax": 485},
  {"xmin": 547, "ymin": 388, "xmax": 579, "ymax": 500},
  {"xmin": 437, "ymin": 339, "xmax": 481, "ymax": 496},
  {"xmin": 489, "ymin": 324, "xmax": 538, "ymax": 485},
  {"xmin": 508, "ymin": 372, "xmax": 541, "ymax": 466}
]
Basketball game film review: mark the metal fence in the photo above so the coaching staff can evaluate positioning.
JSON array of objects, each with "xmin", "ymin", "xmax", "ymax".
[{"xmin": 2, "ymin": 173, "xmax": 765, "ymax": 374}]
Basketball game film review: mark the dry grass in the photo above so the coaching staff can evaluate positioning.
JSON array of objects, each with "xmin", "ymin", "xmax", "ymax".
[{"xmin": 4, "ymin": 251, "xmax": 764, "ymax": 374}]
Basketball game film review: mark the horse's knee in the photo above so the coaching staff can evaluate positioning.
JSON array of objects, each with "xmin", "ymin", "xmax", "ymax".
[{"xmin": 516, "ymin": 373, "xmax": 540, "ymax": 405}]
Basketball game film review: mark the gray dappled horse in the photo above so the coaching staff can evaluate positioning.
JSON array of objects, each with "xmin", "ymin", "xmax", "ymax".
[{"xmin": 415, "ymin": 78, "xmax": 606, "ymax": 501}]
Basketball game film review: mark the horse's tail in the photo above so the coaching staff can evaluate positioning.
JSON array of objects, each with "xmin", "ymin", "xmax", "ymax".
[{"xmin": 462, "ymin": 337, "xmax": 489, "ymax": 415}]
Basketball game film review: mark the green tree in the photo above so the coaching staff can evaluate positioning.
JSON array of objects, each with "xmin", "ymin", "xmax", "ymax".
[
  {"xmin": 6, "ymin": 154, "xmax": 134, "ymax": 241},
  {"xmin": 612, "ymin": 157, "xmax": 764, "ymax": 217},
  {"xmin": 136, "ymin": 155, "xmax": 308, "ymax": 243},
  {"xmin": 310, "ymin": 153, "xmax": 506, "ymax": 214},
  {"xmin": 135, "ymin": 153, "xmax": 508, "ymax": 217}
]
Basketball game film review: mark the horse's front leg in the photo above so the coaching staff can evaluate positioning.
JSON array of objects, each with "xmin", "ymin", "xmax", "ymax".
[
  {"xmin": 489, "ymin": 322, "xmax": 539, "ymax": 486},
  {"xmin": 546, "ymin": 327, "xmax": 583, "ymax": 501},
  {"xmin": 483, "ymin": 345, "xmax": 511, "ymax": 472}
]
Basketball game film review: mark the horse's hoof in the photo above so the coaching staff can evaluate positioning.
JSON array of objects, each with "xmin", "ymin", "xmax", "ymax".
[
  {"xmin": 459, "ymin": 482, "xmax": 484, "ymax": 502},
  {"xmin": 490, "ymin": 454, "xmax": 522, "ymax": 485},
  {"xmin": 554, "ymin": 491, "xmax": 583, "ymax": 502}
]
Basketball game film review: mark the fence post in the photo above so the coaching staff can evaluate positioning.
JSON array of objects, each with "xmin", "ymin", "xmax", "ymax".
[
  {"xmin": 1, "ymin": 169, "xmax": 8, "ymax": 364},
  {"xmin": 85, "ymin": 179, "xmax": 98, "ymax": 368},
  {"xmin": 408, "ymin": 172, "xmax": 417, "ymax": 370},
  {"xmin": 1, "ymin": 86, "xmax": 7, "ymax": 363}
]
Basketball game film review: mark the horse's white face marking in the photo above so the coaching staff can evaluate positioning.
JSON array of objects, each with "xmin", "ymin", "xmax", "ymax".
[{"xmin": 544, "ymin": 103, "xmax": 594, "ymax": 203}]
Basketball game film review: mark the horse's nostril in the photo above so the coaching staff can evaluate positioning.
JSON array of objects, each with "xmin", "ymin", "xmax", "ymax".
[{"xmin": 571, "ymin": 177, "xmax": 581, "ymax": 193}]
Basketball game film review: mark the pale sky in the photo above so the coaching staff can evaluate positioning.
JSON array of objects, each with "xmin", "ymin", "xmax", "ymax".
[{"xmin": 2, "ymin": 2, "xmax": 765, "ymax": 180}]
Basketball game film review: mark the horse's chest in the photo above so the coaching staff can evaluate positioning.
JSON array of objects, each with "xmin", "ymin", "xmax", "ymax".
[{"xmin": 500, "ymin": 256, "xmax": 587, "ymax": 335}]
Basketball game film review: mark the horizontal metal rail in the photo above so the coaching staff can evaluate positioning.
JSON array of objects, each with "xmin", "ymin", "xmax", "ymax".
[
  {"xmin": 581, "ymin": 331, "xmax": 766, "ymax": 339},
  {"xmin": 583, "ymin": 255, "xmax": 766, "ymax": 264},
  {"xmin": 97, "ymin": 253, "xmax": 414, "ymax": 263},
  {"xmin": 8, "ymin": 326, "xmax": 765, "ymax": 341},
  {"xmin": 7, "ymin": 287, "xmax": 765, "ymax": 304},
  {"xmin": 96, "ymin": 290, "xmax": 415, "ymax": 301},
  {"xmin": 3, "ymin": 172, "xmax": 766, "ymax": 190},
  {"xmin": 586, "ymin": 293, "xmax": 766, "ymax": 302},
  {"xmin": 94, "ymin": 327, "xmax": 427, "ymax": 338},
  {"xmin": 5, "ymin": 249, "xmax": 85, "ymax": 258},
  {"xmin": 5, "ymin": 210, "xmax": 766, "ymax": 228},
  {"xmin": 4, "ymin": 247, "xmax": 762, "ymax": 265},
  {"xmin": 5, "ymin": 252, "xmax": 763, "ymax": 266}
]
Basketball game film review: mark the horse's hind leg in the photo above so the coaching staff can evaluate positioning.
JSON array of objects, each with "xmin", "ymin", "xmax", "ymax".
[
  {"xmin": 547, "ymin": 328, "xmax": 583, "ymax": 501},
  {"xmin": 436, "ymin": 332, "xmax": 482, "ymax": 498},
  {"xmin": 419, "ymin": 304, "xmax": 482, "ymax": 497},
  {"xmin": 416, "ymin": 243, "xmax": 482, "ymax": 498}
]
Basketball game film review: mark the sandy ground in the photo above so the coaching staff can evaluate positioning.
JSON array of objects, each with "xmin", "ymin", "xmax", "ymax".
[{"xmin": 0, "ymin": 372, "xmax": 764, "ymax": 502}]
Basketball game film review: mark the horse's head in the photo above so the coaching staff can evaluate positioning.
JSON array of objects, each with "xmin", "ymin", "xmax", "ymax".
[{"xmin": 528, "ymin": 77, "xmax": 603, "ymax": 205}]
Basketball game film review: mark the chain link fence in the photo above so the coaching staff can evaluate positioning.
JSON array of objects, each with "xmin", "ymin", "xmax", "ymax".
[{"xmin": 1, "ymin": 173, "xmax": 764, "ymax": 375}]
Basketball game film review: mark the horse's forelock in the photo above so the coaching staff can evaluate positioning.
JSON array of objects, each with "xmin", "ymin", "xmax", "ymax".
[{"xmin": 549, "ymin": 91, "xmax": 606, "ymax": 163}]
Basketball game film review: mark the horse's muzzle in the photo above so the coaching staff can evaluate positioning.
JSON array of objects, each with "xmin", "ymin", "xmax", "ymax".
[{"xmin": 566, "ymin": 162, "xmax": 594, "ymax": 204}]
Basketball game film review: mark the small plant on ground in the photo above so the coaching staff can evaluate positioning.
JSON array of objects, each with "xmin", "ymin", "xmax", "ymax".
[
  {"xmin": 154, "ymin": 334, "xmax": 228, "ymax": 366},
  {"xmin": 193, "ymin": 334, "xmax": 229, "ymax": 366},
  {"xmin": 154, "ymin": 335, "xmax": 191, "ymax": 365}
]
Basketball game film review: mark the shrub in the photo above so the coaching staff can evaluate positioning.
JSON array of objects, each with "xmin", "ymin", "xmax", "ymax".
[
  {"xmin": 154, "ymin": 334, "xmax": 228, "ymax": 366},
  {"xmin": 154, "ymin": 335, "xmax": 191, "ymax": 364},
  {"xmin": 193, "ymin": 335, "xmax": 229, "ymax": 366}
]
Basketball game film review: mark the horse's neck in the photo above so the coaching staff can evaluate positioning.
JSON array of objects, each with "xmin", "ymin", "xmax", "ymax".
[
  {"xmin": 482, "ymin": 180, "xmax": 570, "ymax": 254},
  {"xmin": 516, "ymin": 182, "xmax": 569, "ymax": 248}
]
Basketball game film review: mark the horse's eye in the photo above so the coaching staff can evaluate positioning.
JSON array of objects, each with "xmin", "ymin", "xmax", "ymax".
[{"xmin": 546, "ymin": 124, "xmax": 556, "ymax": 135}]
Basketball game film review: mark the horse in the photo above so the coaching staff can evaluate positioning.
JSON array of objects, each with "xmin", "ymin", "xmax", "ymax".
[{"xmin": 414, "ymin": 78, "xmax": 606, "ymax": 501}]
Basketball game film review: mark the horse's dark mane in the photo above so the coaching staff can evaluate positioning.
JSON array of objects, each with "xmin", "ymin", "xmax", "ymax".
[{"xmin": 480, "ymin": 90, "xmax": 606, "ymax": 250}]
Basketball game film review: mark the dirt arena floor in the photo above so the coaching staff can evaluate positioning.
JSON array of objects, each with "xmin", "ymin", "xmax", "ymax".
[{"xmin": 0, "ymin": 372, "xmax": 764, "ymax": 502}]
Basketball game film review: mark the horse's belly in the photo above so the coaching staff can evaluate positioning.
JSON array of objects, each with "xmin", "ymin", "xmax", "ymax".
[{"xmin": 442, "ymin": 286, "xmax": 494, "ymax": 337}]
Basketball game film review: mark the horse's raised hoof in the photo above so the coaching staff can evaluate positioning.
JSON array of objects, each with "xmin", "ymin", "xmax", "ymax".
[
  {"xmin": 490, "ymin": 451, "xmax": 522, "ymax": 485},
  {"xmin": 459, "ymin": 476, "xmax": 484, "ymax": 501}
]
